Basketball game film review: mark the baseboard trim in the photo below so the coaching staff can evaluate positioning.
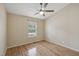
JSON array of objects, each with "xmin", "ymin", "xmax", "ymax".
[
  {"xmin": 7, "ymin": 40, "xmax": 44, "ymax": 48},
  {"xmin": 46, "ymin": 40, "xmax": 79, "ymax": 52}
]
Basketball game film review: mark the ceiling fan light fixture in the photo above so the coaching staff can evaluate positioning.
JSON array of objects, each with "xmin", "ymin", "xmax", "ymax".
[
  {"xmin": 34, "ymin": 3, "xmax": 54, "ymax": 16},
  {"xmin": 40, "ymin": 11, "xmax": 44, "ymax": 15},
  {"xmin": 42, "ymin": 8, "xmax": 44, "ymax": 10}
]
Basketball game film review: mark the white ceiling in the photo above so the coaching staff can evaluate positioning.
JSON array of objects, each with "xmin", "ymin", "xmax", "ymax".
[{"xmin": 4, "ymin": 3, "xmax": 69, "ymax": 19}]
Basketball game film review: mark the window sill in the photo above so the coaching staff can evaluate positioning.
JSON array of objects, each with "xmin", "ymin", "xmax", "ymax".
[{"xmin": 28, "ymin": 33, "xmax": 37, "ymax": 37}]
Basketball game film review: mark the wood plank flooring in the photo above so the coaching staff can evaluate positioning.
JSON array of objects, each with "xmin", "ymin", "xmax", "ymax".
[{"xmin": 5, "ymin": 41, "xmax": 79, "ymax": 56}]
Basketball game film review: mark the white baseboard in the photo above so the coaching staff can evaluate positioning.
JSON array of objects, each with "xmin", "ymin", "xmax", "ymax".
[
  {"xmin": 8, "ymin": 39, "xmax": 44, "ymax": 48},
  {"xmin": 46, "ymin": 40, "xmax": 79, "ymax": 52}
]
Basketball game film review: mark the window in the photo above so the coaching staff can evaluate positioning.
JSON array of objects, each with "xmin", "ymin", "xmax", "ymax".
[{"xmin": 27, "ymin": 21, "xmax": 37, "ymax": 37}]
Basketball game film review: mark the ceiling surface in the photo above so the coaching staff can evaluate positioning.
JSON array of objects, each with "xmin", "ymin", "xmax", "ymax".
[{"xmin": 5, "ymin": 3, "xmax": 69, "ymax": 19}]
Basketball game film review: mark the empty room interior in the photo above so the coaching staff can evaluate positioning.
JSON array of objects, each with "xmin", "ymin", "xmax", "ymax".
[{"xmin": 1, "ymin": 3, "xmax": 79, "ymax": 56}]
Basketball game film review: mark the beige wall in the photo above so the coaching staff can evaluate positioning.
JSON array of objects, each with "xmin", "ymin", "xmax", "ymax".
[
  {"xmin": 7, "ymin": 14, "xmax": 44, "ymax": 48},
  {"xmin": 0, "ymin": 4, "xmax": 7, "ymax": 55},
  {"xmin": 45, "ymin": 3, "xmax": 79, "ymax": 51}
]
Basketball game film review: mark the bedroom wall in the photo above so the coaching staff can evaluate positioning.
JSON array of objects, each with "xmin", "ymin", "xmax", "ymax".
[
  {"xmin": 0, "ymin": 4, "xmax": 7, "ymax": 55},
  {"xmin": 7, "ymin": 13, "xmax": 44, "ymax": 48},
  {"xmin": 45, "ymin": 3, "xmax": 79, "ymax": 51}
]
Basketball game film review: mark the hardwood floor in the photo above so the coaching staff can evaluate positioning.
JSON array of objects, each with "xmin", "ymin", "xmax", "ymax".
[{"xmin": 5, "ymin": 41, "xmax": 79, "ymax": 56}]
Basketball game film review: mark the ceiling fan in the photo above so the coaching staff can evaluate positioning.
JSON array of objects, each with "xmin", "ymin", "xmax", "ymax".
[{"xmin": 34, "ymin": 3, "xmax": 54, "ymax": 16}]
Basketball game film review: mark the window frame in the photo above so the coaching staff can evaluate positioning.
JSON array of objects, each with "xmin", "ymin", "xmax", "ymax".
[{"xmin": 27, "ymin": 21, "xmax": 37, "ymax": 37}]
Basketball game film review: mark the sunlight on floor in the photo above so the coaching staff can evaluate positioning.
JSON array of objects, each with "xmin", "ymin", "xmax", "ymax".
[{"xmin": 27, "ymin": 47, "xmax": 37, "ymax": 56}]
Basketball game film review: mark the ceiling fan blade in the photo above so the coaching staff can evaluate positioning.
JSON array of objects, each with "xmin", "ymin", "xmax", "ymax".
[
  {"xmin": 34, "ymin": 12, "xmax": 39, "ymax": 15},
  {"xmin": 40, "ymin": 3, "xmax": 43, "ymax": 5},
  {"xmin": 40, "ymin": 3, "xmax": 43, "ymax": 9},
  {"xmin": 43, "ymin": 13, "xmax": 45, "ymax": 16},
  {"xmin": 44, "ymin": 3, "xmax": 48, "ymax": 8},
  {"xmin": 43, "ymin": 10, "xmax": 54, "ymax": 12}
]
